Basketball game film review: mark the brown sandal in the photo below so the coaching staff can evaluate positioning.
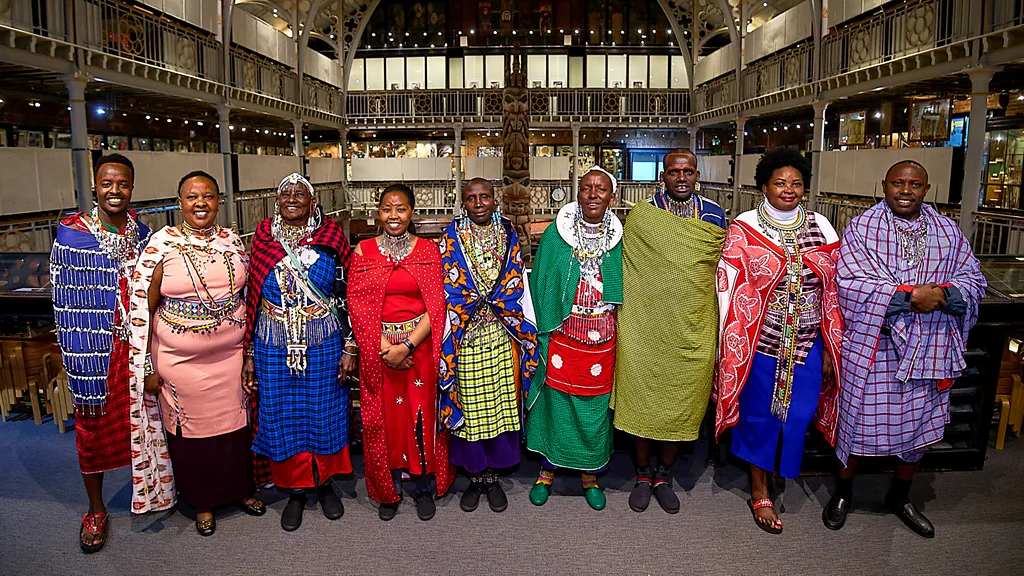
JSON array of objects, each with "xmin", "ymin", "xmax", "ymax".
[
  {"xmin": 748, "ymin": 498, "xmax": 783, "ymax": 535},
  {"xmin": 80, "ymin": 511, "xmax": 109, "ymax": 553}
]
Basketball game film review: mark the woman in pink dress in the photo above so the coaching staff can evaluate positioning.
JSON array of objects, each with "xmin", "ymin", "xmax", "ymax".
[{"xmin": 129, "ymin": 171, "xmax": 264, "ymax": 536}]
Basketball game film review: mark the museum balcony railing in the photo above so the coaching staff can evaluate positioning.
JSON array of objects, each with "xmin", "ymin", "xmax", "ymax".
[
  {"xmin": 0, "ymin": 0, "xmax": 69, "ymax": 41},
  {"xmin": 76, "ymin": 0, "xmax": 224, "ymax": 81},
  {"xmin": 741, "ymin": 43, "xmax": 815, "ymax": 103},
  {"xmin": 345, "ymin": 89, "xmax": 691, "ymax": 126},
  {"xmin": 972, "ymin": 211, "xmax": 1024, "ymax": 257},
  {"xmin": 819, "ymin": 0, "xmax": 973, "ymax": 81},
  {"xmin": 691, "ymin": 73, "xmax": 737, "ymax": 118}
]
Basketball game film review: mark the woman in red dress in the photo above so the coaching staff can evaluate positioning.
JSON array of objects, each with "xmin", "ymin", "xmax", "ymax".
[{"xmin": 348, "ymin": 184, "xmax": 453, "ymax": 521}]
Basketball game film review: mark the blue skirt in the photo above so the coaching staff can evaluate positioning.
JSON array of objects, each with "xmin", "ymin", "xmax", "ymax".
[{"xmin": 730, "ymin": 337, "xmax": 824, "ymax": 479}]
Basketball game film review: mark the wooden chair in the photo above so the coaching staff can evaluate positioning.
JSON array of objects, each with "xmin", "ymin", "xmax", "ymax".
[
  {"xmin": 45, "ymin": 368, "xmax": 74, "ymax": 434},
  {"xmin": 995, "ymin": 346, "xmax": 1024, "ymax": 449},
  {"xmin": 1, "ymin": 341, "xmax": 47, "ymax": 425}
]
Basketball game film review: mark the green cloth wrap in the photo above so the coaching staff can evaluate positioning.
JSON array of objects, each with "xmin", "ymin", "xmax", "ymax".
[
  {"xmin": 524, "ymin": 222, "xmax": 622, "ymax": 471},
  {"xmin": 611, "ymin": 200, "xmax": 726, "ymax": 441}
]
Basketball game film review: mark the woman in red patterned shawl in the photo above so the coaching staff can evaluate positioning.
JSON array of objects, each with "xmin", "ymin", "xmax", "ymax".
[
  {"xmin": 348, "ymin": 184, "xmax": 453, "ymax": 522},
  {"xmin": 715, "ymin": 149, "xmax": 843, "ymax": 535}
]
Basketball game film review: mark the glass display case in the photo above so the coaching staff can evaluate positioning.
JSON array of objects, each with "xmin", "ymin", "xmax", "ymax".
[{"xmin": 0, "ymin": 252, "xmax": 54, "ymax": 337}]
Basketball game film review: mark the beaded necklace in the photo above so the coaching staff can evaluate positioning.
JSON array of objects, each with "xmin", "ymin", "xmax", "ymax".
[
  {"xmin": 755, "ymin": 201, "xmax": 809, "ymax": 423},
  {"xmin": 663, "ymin": 192, "xmax": 698, "ymax": 220},
  {"xmin": 379, "ymin": 231, "xmax": 413, "ymax": 263},
  {"xmin": 171, "ymin": 223, "xmax": 241, "ymax": 334},
  {"xmin": 460, "ymin": 219, "xmax": 506, "ymax": 293},
  {"xmin": 894, "ymin": 216, "xmax": 928, "ymax": 270},
  {"xmin": 572, "ymin": 206, "xmax": 616, "ymax": 279},
  {"xmin": 84, "ymin": 207, "xmax": 141, "ymax": 341}
]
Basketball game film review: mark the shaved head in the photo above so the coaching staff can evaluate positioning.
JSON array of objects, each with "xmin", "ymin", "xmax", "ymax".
[
  {"xmin": 464, "ymin": 177, "xmax": 493, "ymax": 196},
  {"xmin": 664, "ymin": 149, "xmax": 698, "ymax": 168},
  {"xmin": 885, "ymin": 160, "xmax": 928, "ymax": 182}
]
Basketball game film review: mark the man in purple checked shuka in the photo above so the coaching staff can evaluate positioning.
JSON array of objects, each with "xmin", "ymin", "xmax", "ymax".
[{"xmin": 823, "ymin": 160, "xmax": 986, "ymax": 539}]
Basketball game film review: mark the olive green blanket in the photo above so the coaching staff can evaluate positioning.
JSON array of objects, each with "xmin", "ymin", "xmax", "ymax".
[{"xmin": 610, "ymin": 200, "xmax": 726, "ymax": 441}]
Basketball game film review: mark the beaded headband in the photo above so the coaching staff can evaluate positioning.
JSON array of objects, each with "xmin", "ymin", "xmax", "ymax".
[
  {"xmin": 581, "ymin": 165, "xmax": 618, "ymax": 195},
  {"xmin": 278, "ymin": 172, "xmax": 315, "ymax": 197}
]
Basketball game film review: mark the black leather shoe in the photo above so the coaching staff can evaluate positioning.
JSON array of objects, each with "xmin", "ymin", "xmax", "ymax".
[
  {"xmin": 415, "ymin": 493, "xmax": 436, "ymax": 521},
  {"xmin": 485, "ymin": 481, "xmax": 508, "ymax": 513},
  {"xmin": 195, "ymin": 515, "xmax": 216, "ymax": 537},
  {"xmin": 885, "ymin": 498, "xmax": 935, "ymax": 538},
  {"xmin": 461, "ymin": 482, "xmax": 483, "ymax": 512},
  {"xmin": 378, "ymin": 500, "xmax": 399, "ymax": 522},
  {"xmin": 822, "ymin": 494, "xmax": 851, "ymax": 531},
  {"xmin": 628, "ymin": 480, "xmax": 653, "ymax": 513},
  {"xmin": 319, "ymin": 487, "xmax": 345, "ymax": 521},
  {"xmin": 281, "ymin": 494, "xmax": 306, "ymax": 532}
]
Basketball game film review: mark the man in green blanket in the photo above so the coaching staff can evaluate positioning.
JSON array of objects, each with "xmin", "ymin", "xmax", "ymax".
[
  {"xmin": 525, "ymin": 166, "xmax": 623, "ymax": 511},
  {"xmin": 611, "ymin": 150, "xmax": 727, "ymax": 514}
]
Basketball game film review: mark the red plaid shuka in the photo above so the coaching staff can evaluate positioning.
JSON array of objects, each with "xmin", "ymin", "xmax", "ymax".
[{"xmin": 243, "ymin": 210, "xmax": 353, "ymax": 484}]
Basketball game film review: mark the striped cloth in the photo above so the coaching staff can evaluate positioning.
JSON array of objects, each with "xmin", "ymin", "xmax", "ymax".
[
  {"xmin": 835, "ymin": 202, "xmax": 986, "ymax": 464},
  {"xmin": 253, "ymin": 247, "xmax": 348, "ymax": 462},
  {"xmin": 451, "ymin": 320, "xmax": 519, "ymax": 442}
]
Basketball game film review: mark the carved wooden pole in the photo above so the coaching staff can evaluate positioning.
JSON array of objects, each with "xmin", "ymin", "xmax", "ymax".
[{"xmin": 501, "ymin": 45, "xmax": 532, "ymax": 260}]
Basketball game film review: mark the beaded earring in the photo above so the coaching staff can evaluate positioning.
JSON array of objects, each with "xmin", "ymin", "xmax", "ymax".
[
  {"xmin": 493, "ymin": 203, "xmax": 502, "ymax": 224},
  {"xmin": 460, "ymin": 206, "xmax": 469, "ymax": 230}
]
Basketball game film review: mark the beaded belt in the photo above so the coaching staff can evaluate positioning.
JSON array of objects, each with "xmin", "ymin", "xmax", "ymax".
[
  {"xmin": 767, "ymin": 290, "xmax": 819, "ymax": 311},
  {"xmin": 159, "ymin": 294, "xmax": 242, "ymax": 334},
  {"xmin": 382, "ymin": 313, "xmax": 424, "ymax": 344},
  {"xmin": 261, "ymin": 299, "xmax": 332, "ymax": 321}
]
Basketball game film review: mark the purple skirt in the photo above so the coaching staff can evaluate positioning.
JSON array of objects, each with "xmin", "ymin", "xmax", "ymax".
[{"xmin": 449, "ymin": 430, "xmax": 521, "ymax": 474}]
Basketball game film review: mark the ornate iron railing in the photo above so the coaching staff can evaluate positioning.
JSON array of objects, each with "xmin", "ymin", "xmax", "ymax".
[
  {"xmin": 820, "ymin": 0, "xmax": 972, "ymax": 80},
  {"xmin": 229, "ymin": 46, "xmax": 297, "ymax": 101},
  {"xmin": 741, "ymin": 43, "xmax": 814, "ymax": 101},
  {"xmin": 76, "ymin": 0, "xmax": 223, "ymax": 81},
  {"xmin": 692, "ymin": 73, "xmax": 736, "ymax": 115},
  {"xmin": 972, "ymin": 211, "xmax": 1024, "ymax": 256},
  {"xmin": 0, "ymin": 0, "xmax": 68, "ymax": 40}
]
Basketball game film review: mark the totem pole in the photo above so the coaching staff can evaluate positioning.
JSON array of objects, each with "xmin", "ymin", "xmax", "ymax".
[{"xmin": 501, "ymin": 45, "xmax": 532, "ymax": 260}]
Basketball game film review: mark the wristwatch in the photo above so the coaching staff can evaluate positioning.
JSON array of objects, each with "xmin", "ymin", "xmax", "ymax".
[{"xmin": 402, "ymin": 338, "xmax": 416, "ymax": 353}]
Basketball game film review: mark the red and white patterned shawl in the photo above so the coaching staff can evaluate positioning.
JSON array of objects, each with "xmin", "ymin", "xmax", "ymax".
[{"xmin": 714, "ymin": 213, "xmax": 844, "ymax": 445}]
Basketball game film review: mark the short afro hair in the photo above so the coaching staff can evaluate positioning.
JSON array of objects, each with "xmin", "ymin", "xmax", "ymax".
[
  {"xmin": 95, "ymin": 154, "xmax": 134, "ymax": 180},
  {"xmin": 754, "ymin": 147, "xmax": 812, "ymax": 190},
  {"xmin": 177, "ymin": 170, "xmax": 220, "ymax": 195}
]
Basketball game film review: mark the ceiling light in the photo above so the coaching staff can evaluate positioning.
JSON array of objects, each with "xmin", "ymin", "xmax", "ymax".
[
  {"xmin": 167, "ymin": 118, "xmax": 172, "ymax": 123},
  {"xmin": 67, "ymin": 106, "xmax": 71, "ymax": 111},
  {"xmin": 229, "ymin": 125, "xmax": 234, "ymax": 130},
  {"xmin": 773, "ymin": 127, "xmax": 778, "ymax": 131},
  {"xmin": 96, "ymin": 108, "xmax": 106, "ymax": 115},
  {"xmin": 795, "ymin": 124, "xmax": 800, "ymax": 129},
  {"xmin": 763, "ymin": 2, "xmax": 768, "ymax": 6},
  {"xmin": 215, "ymin": 123, "xmax": 220, "ymax": 128},
  {"xmin": 183, "ymin": 119, "xmax": 188, "ymax": 124},
  {"xmin": 470, "ymin": 29, "xmax": 474, "ymax": 34},
  {"xmin": 559, "ymin": 29, "xmax": 564, "ymax": 33},
  {"xmin": 1018, "ymin": 94, "xmax": 1024, "ymax": 101},
  {"xmin": 874, "ymin": 112, "xmax": 882, "ymax": 118},
  {"xmin": 241, "ymin": 127, "xmax": 247, "ymax": 132},
  {"xmin": 763, "ymin": 129, "xmax": 768, "ymax": 133},
  {"xmin": 197, "ymin": 121, "xmax": 204, "ymax": 126},
  {"xmin": 443, "ymin": 132, "xmax": 448, "ymax": 136},
  {"xmin": 264, "ymin": 129, "xmax": 270, "ymax": 134},
  {"xmin": 371, "ymin": 32, "xmax": 376, "ymax": 37}
]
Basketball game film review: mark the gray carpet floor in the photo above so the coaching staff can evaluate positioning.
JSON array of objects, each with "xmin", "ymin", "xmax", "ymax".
[{"xmin": 1, "ymin": 414, "xmax": 1022, "ymax": 576}]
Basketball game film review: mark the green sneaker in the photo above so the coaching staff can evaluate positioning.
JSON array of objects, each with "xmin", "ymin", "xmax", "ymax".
[
  {"xmin": 584, "ymin": 486, "xmax": 606, "ymax": 510},
  {"xmin": 529, "ymin": 482, "xmax": 550, "ymax": 506}
]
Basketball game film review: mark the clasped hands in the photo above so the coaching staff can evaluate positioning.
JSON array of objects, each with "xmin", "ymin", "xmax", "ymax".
[
  {"xmin": 380, "ymin": 338, "xmax": 414, "ymax": 371},
  {"xmin": 910, "ymin": 283, "xmax": 946, "ymax": 314}
]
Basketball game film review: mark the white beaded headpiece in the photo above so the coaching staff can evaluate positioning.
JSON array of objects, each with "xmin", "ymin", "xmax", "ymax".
[
  {"xmin": 278, "ymin": 172, "xmax": 315, "ymax": 197},
  {"xmin": 581, "ymin": 165, "xmax": 618, "ymax": 195}
]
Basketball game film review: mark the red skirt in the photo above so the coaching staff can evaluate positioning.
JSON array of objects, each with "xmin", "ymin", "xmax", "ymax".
[
  {"xmin": 545, "ymin": 331, "xmax": 616, "ymax": 397},
  {"xmin": 270, "ymin": 447, "xmax": 353, "ymax": 490},
  {"xmin": 74, "ymin": 338, "xmax": 131, "ymax": 475},
  {"xmin": 381, "ymin": 338, "xmax": 438, "ymax": 476}
]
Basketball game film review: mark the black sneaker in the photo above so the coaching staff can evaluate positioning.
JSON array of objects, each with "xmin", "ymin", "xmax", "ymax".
[
  {"xmin": 281, "ymin": 493, "xmax": 306, "ymax": 532},
  {"xmin": 461, "ymin": 482, "xmax": 483, "ymax": 512},
  {"xmin": 629, "ymin": 480, "xmax": 653, "ymax": 513},
  {"xmin": 378, "ymin": 500, "xmax": 400, "ymax": 522},
  {"xmin": 485, "ymin": 481, "xmax": 508, "ymax": 513},
  {"xmin": 415, "ymin": 493, "xmax": 436, "ymax": 521}
]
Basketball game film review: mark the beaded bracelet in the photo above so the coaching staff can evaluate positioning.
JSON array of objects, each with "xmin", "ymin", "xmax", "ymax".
[
  {"xmin": 341, "ymin": 349, "xmax": 358, "ymax": 358},
  {"xmin": 144, "ymin": 354, "xmax": 155, "ymax": 377}
]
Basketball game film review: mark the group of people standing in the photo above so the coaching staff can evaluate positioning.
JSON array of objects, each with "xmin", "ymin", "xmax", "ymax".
[{"xmin": 51, "ymin": 147, "xmax": 984, "ymax": 554}]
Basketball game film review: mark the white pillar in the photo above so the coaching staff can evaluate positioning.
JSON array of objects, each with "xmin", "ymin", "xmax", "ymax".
[
  {"xmin": 571, "ymin": 122, "xmax": 581, "ymax": 198},
  {"xmin": 216, "ymin": 104, "xmax": 236, "ymax": 228},
  {"xmin": 960, "ymin": 69, "xmax": 996, "ymax": 235},
  {"xmin": 809, "ymin": 100, "xmax": 829, "ymax": 211},
  {"xmin": 66, "ymin": 74, "xmax": 92, "ymax": 213},
  {"xmin": 732, "ymin": 117, "xmax": 746, "ymax": 217},
  {"xmin": 292, "ymin": 119, "xmax": 305, "ymax": 174},
  {"xmin": 454, "ymin": 123, "xmax": 463, "ymax": 200}
]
